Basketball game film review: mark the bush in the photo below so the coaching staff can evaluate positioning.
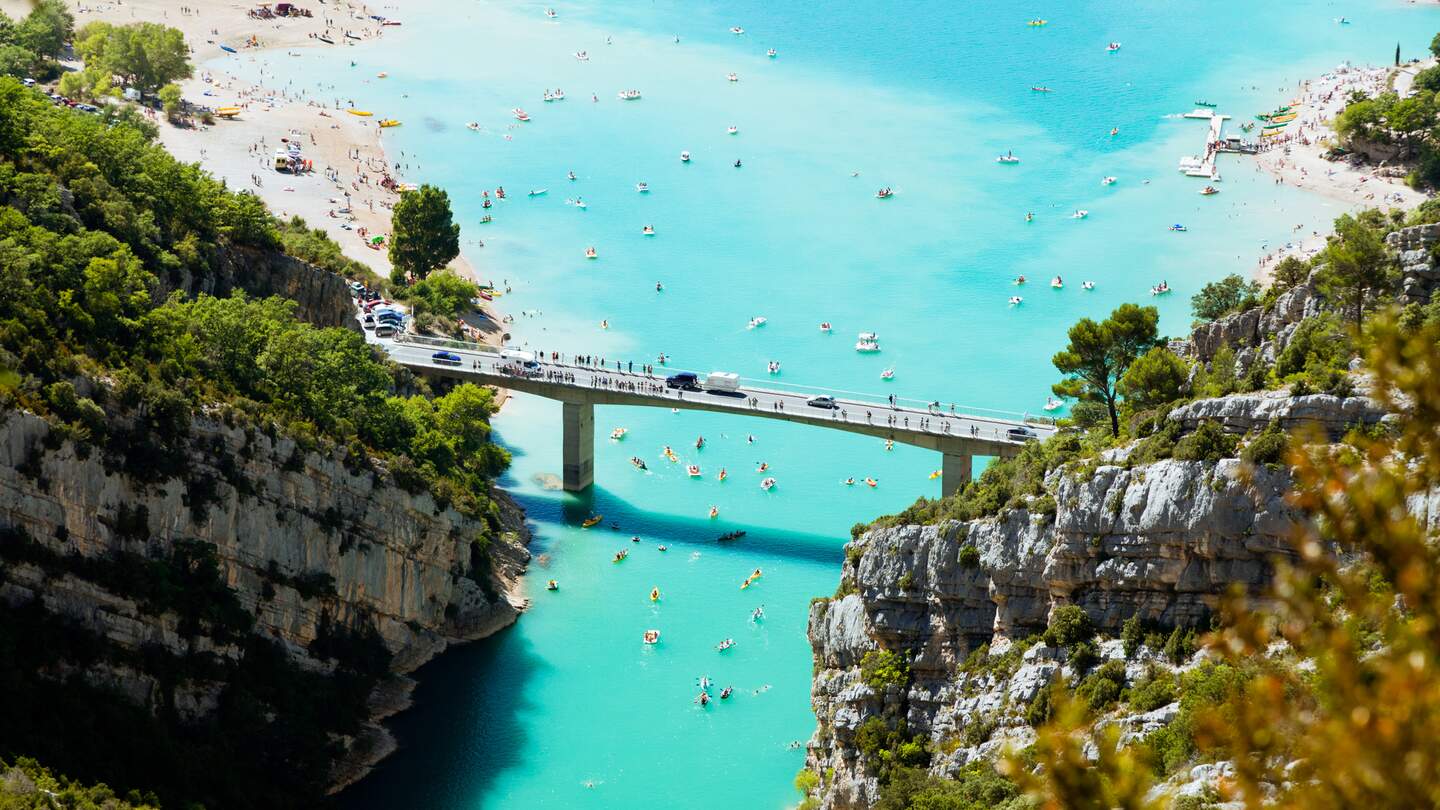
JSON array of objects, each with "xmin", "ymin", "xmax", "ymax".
[
  {"xmin": 1121, "ymin": 615, "xmax": 1144, "ymax": 658},
  {"xmin": 1076, "ymin": 659, "xmax": 1127, "ymax": 711},
  {"xmin": 1067, "ymin": 639, "xmax": 1099, "ymax": 673},
  {"xmin": 1172, "ymin": 420, "xmax": 1238, "ymax": 464},
  {"xmin": 1241, "ymin": 420, "xmax": 1290, "ymax": 469},
  {"xmin": 958, "ymin": 545, "xmax": 981, "ymax": 568},
  {"xmin": 1043, "ymin": 605, "xmax": 1095, "ymax": 647},
  {"xmin": 875, "ymin": 763, "xmax": 1023, "ymax": 810},
  {"xmin": 1126, "ymin": 667, "xmax": 1178, "ymax": 713},
  {"xmin": 1026, "ymin": 681, "xmax": 1056, "ymax": 728},
  {"xmin": 861, "ymin": 649, "xmax": 910, "ymax": 690},
  {"xmin": 1163, "ymin": 627, "xmax": 1198, "ymax": 665},
  {"xmin": 1191, "ymin": 273, "xmax": 1260, "ymax": 322}
]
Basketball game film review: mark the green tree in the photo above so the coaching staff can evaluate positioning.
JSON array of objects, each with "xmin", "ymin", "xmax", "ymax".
[
  {"xmin": 388, "ymin": 183, "xmax": 460, "ymax": 283},
  {"xmin": 1384, "ymin": 93, "xmax": 1437, "ymax": 154},
  {"xmin": 403, "ymin": 269, "xmax": 476, "ymax": 317},
  {"xmin": 74, "ymin": 21, "xmax": 191, "ymax": 93},
  {"xmin": 158, "ymin": 83, "xmax": 182, "ymax": 122},
  {"xmin": 1190, "ymin": 272, "xmax": 1259, "ymax": 322},
  {"xmin": 1315, "ymin": 213, "xmax": 1394, "ymax": 326},
  {"xmin": 0, "ymin": 42, "xmax": 33, "ymax": 77},
  {"xmin": 1270, "ymin": 255, "xmax": 1311, "ymax": 293},
  {"xmin": 1118, "ymin": 346, "xmax": 1188, "ymax": 412},
  {"xmin": 1431, "ymin": 30, "xmax": 1440, "ymax": 58},
  {"xmin": 14, "ymin": 0, "xmax": 74, "ymax": 59},
  {"xmin": 1052, "ymin": 303, "xmax": 1160, "ymax": 436}
]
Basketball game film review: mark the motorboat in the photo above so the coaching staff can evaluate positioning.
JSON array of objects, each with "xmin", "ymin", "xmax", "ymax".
[
  {"xmin": 688, "ymin": 465, "xmax": 702, "ymax": 477},
  {"xmin": 611, "ymin": 427, "xmax": 627, "ymax": 440},
  {"xmin": 1044, "ymin": 397, "xmax": 1064, "ymax": 411},
  {"xmin": 727, "ymin": 125, "xmax": 738, "ymax": 135},
  {"xmin": 748, "ymin": 316, "xmax": 767, "ymax": 329},
  {"xmin": 585, "ymin": 246, "xmax": 598, "ymax": 259},
  {"xmin": 1082, "ymin": 281, "xmax": 1095, "ymax": 290},
  {"xmin": 767, "ymin": 361, "xmax": 781, "ymax": 374},
  {"xmin": 513, "ymin": 108, "xmax": 530, "ymax": 121},
  {"xmin": 1151, "ymin": 282, "xmax": 1172, "ymax": 295},
  {"xmin": 1009, "ymin": 296, "xmax": 1023, "ymax": 305},
  {"xmin": 717, "ymin": 639, "xmax": 736, "ymax": 651},
  {"xmin": 1102, "ymin": 176, "xmax": 1117, "ymax": 185},
  {"xmin": 730, "ymin": 26, "xmax": 745, "ymax": 34},
  {"xmin": 681, "ymin": 151, "xmax": 691, "ymax": 162},
  {"xmin": 876, "ymin": 188, "xmax": 895, "ymax": 199},
  {"xmin": 636, "ymin": 182, "xmax": 650, "ymax": 192},
  {"xmin": 582, "ymin": 515, "xmax": 603, "ymax": 528},
  {"xmin": 1051, "ymin": 276, "xmax": 1064, "ymax": 288},
  {"xmin": 1071, "ymin": 210, "xmax": 1088, "ymax": 219},
  {"xmin": 767, "ymin": 48, "xmax": 777, "ymax": 57},
  {"xmin": 1169, "ymin": 224, "xmax": 1187, "ymax": 232},
  {"xmin": 618, "ymin": 89, "xmax": 641, "ymax": 100},
  {"xmin": 1015, "ymin": 275, "xmax": 1027, "ymax": 285},
  {"xmin": 760, "ymin": 477, "xmax": 776, "ymax": 491},
  {"xmin": 855, "ymin": 339, "xmax": 881, "ymax": 352},
  {"xmin": 864, "ymin": 478, "xmax": 878, "ymax": 487},
  {"xmin": 644, "ymin": 630, "xmax": 660, "ymax": 644},
  {"xmin": 727, "ymin": 73, "xmax": 739, "ymax": 82},
  {"xmin": 997, "ymin": 151, "xmax": 1020, "ymax": 164},
  {"xmin": 547, "ymin": 579, "xmax": 559, "ymax": 590},
  {"xmin": 574, "ymin": 51, "xmax": 589, "ymax": 60},
  {"xmin": 545, "ymin": 7, "xmax": 557, "ymax": 17},
  {"xmin": 819, "ymin": 322, "xmax": 832, "ymax": 332},
  {"xmin": 466, "ymin": 122, "xmax": 480, "ymax": 130},
  {"xmin": 1200, "ymin": 186, "xmax": 1219, "ymax": 196},
  {"xmin": 1106, "ymin": 42, "xmax": 1121, "ymax": 52},
  {"xmin": 642, "ymin": 225, "xmax": 655, "ymax": 235},
  {"xmin": 880, "ymin": 368, "xmax": 895, "ymax": 380}
]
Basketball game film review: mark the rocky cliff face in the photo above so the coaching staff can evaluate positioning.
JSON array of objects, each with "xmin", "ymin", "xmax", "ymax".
[
  {"xmin": 1386, "ymin": 222, "xmax": 1440, "ymax": 305},
  {"xmin": 801, "ymin": 392, "xmax": 1381, "ymax": 809},
  {"xmin": 1185, "ymin": 274, "xmax": 1322, "ymax": 372},
  {"xmin": 173, "ymin": 244, "xmax": 359, "ymax": 330},
  {"xmin": 0, "ymin": 407, "xmax": 528, "ymax": 788}
]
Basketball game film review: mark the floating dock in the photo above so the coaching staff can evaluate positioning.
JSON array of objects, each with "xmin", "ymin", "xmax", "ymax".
[{"xmin": 1179, "ymin": 110, "xmax": 1229, "ymax": 180}]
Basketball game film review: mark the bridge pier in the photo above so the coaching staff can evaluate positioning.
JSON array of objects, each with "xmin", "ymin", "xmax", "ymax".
[
  {"xmin": 941, "ymin": 452, "xmax": 973, "ymax": 498},
  {"xmin": 562, "ymin": 401, "xmax": 594, "ymax": 492}
]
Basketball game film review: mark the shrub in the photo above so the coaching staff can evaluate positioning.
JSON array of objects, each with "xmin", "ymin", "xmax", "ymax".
[
  {"xmin": 1026, "ymin": 681, "xmax": 1056, "ymax": 727},
  {"xmin": 958, "ymin": 545, "xmax": 981, "ymax": 568},
  {"xmin": 1172, "ymin": 420, "xmax": 1238, "ymax": 464},
  {"xmin": 1043, "ymin": 605, "xmax": 1096, "ymax": 647},
  {"xmin": 1163, "ymin": 627, "xmax": 1198, "ymax": 665},
  {"xmin": 1241, "ymin": 420, "xmax": 1290, "ymax": 469},
  {"xmin": 1067, "ymin": 639, "xmax": 1099, "ymax": 673},
  {"xmin": 1076, "ymin": 659, "xmax": 1127, "ymax": 711},
  {"xmin": 1121, "ymin": 615, "xmax": 1144, "ymax": 658},
  {"xmin": 860, "ymin": 649, "xmax": 910, "ymax": 690},
  {"xmin": 1125, "ymin": 667, "xmax": 1178, "ymax": 713}
]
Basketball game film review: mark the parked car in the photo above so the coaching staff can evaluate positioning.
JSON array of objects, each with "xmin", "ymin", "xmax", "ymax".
[
  {"xmin": 374, "ymin": 323, "xmax": 396, "ymax": 338},
  {"xmin": 806, "ymin": 396, "xmax": 838, "ymax": 410},
  {"xmin": 665, "ymin": 372, "xmax": 700, "ymax": 390},
  {"xmin": 1006, "ymin": 426, "xmax": 1037, "ymax": 441},
  {"xmin": 432, "ymin": 351, "xmax": 463, "ymax": 366}
]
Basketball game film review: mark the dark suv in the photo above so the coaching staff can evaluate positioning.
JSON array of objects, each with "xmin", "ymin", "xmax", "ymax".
[{"xmin": 665, "ymin": 372, "xmax": 700, "ymax": 390}]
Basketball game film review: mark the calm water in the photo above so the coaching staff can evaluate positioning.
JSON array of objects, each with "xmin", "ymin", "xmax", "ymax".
[{"xmin": 219, "ymin": 1, "xmax": 1440, "ymax": 806}]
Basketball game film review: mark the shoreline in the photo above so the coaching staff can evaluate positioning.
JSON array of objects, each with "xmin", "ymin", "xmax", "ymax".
[
  {"xmin": 60, "ymin": 0, "xmax": 509, "ymax": 345},
  {"xmin": 1250, "ymin": 60, "xmax": 1433, "ymax": 281}
]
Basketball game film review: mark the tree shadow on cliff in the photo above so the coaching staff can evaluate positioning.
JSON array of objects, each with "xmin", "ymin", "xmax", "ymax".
[
  {"xmin": 504, "ymin": 485, "xmax": 849, "ymax": 567},
  {"xmin": 333, "ymin": 621, "xmax": 548, "ymax": 810}
]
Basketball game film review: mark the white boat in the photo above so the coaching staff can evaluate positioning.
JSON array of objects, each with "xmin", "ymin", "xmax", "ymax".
[
  {"xmin": 730, "ymin": 26, "xmax": 745, "ymax": 34},
  {"xmin": 574, "ymin": 51, "xmax": 589, "ymax": 61},
  {"xmin": 1169, "ymin": 224, "xmax": 1187, "ymax": 232},
  {"xmin": 1106, "ymin": 42, "xmax": 1121, "ymax": 52},
  {"xmin": 636, "ymin": 182, "xmax": 650, "ymax": 192},
  {"xmin": 855, "ymin": 340, "xmax": 881, "ymax": 353},
  {"xmin": 466, "ymin": 122, "xmax": 480, "ymax": 131},
  {"xmin": 618, "ymin": 90, "xmax": 641, "ymax": 100},
  {"xmin": 880, "ymin": 368, "xmax": 895, "ymax": 380},
  {"xmin": 727, "ymin": 73, "xmax": 739, "ymax": 82},
  {"xmin": 767, "ymin": 361, "xmax": 781, "ymax": 374},
  {"xmin": 727, "ymin": 126, "xmax": 738, "ymax": 135},
  {"xmin": 1071, "ymin": 210, "xmax": 1088, "ymax": 219},
  {"xmin": 760, "ymin": 477, "xmax": 776, "ymax": 491},
  {"xmin": 748, "ymin": 316, "xmax": 767, "ymax": 329},
  {"xmin": 688, "ymin": 465, "xmax": 702, "ymax": 477},
  {"xmin": 767, "ymin": 49, "xmax": 777, "ymax": 57},
  {"xmin": 997, "ymin": 152, "xmax": 1020, "ymax": 164},
  {"xmin": 545, "ymin": 8, "xmax": 557, "ymax": 18},
  {"xmin": 1151, "ymin": 282, "xmax": 1172, "ymax": 295},
  {"xmin": 1044, "ymin": 397, "xmax": 1064, "ymax": 411},
  {"xmin": 1009, "ymin": 296, "xmax": 1023, "ymax": 305},
  {"xmin": 611, "ymin": 427, "xmax": 627, "ymax": 440},
  {"xmin": 513, "ymin": 108, "xmax": 530, "ymax": 121},
  {"xmin": 1051, "ymin": 276, "xmax": 1064, "ymax": 289},
  {"xmin": 680, "ymin": 151, "xmax": 691, "ymax": 162},
  {"xmin": 1082, "ymin": 281, "xmax": 1095, "ymax": 290},
  {"xmin": 819, "ymin": 322, "xmax": 832, "ymax": 332},
  {"xmin": 528, "ymin": 188, "xmax": 547, "ymax": 196},
  {"xmin": 1101, "ymin": 176, "xmax": 1117, "ymax": 185},
  {"xmin": 1199, "ymin": 186, "xmax": 1219, "ymax": 196}
]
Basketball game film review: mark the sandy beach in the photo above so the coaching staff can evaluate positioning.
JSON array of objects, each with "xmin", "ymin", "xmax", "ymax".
[{"xmin": 59, "ymin": 0, "xmax": 506, "ymax": 344}]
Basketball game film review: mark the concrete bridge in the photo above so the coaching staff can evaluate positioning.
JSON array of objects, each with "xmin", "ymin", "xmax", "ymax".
[{"xmin": 379, "ymin": 334, "xmax": 1058, "ymax": 497}]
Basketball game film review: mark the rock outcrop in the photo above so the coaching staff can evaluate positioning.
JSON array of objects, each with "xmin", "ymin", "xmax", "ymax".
[
  {"xmin": 803, "ymin": 399, "xmax": 1315, "ymax": 808},
  {"xmin": 172, "ymin": 244, "xmax": 360, "ymax": 330},
  {"xmin": 0, "ymin": 408, "xmax": 528, "ymax": 789},
  {"xmin": 1386, "ymin": 223, "xmax": 1440, "ymax": 305},
  {"xmin": 1185, "ymin": 274, "xmax": 1323, "ymax": 372}
]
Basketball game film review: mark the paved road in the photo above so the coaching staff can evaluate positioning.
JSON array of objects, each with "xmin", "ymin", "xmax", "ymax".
[{"xmin": 379, "ymin": 336, "xmax": 1058, "ymax": 448}]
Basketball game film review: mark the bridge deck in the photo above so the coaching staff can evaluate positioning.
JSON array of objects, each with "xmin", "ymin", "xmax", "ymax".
[{"xmin": 380, "ymin": 335, "xmax": 1057, "ymax": 458}]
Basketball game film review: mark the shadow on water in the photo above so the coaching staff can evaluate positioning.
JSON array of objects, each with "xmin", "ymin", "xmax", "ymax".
[
  {"xmin": 335, "ymin": 623, "xmax": 550, "ymax": 809},
  {"xmin": 507, "ymin": 484, "xmax": 851, "ymax": 567}
]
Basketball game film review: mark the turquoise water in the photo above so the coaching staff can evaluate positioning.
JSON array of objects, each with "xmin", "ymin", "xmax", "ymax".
[{"xmin": 220, "ymin": 1, "xmax": 1440, "ymax": 806}]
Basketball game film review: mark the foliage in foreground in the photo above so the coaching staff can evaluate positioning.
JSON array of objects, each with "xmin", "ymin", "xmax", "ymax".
[
  {"xmin": 1005, "ymin": 314, "xmax": 1440, "ymax": 808},
  {"xmin": 0, "ymin": 756, "xmax": 159, "ymax": 809}
]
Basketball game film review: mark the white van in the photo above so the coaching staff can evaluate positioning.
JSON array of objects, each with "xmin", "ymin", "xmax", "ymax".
[
  {"xmin": 705, "ymin": 371, "xmax": 740, "ymax": 393},
  {"xmin": 501, "ymin": 348, "xmax": 540, "ymax": 369}
]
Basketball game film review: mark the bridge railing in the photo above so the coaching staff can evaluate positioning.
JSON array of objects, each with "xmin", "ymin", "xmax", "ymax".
[{"xmin": 388, "ymin": 332, "xmax": 1060, "ymax": 430}]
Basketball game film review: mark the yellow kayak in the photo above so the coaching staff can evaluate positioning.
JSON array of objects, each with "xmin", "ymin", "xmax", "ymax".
[
  {"xmin": 347, "ymin": 109, "xmax": 373, "ymax": 117},
  {"xmin": 379, "ymin": 119, "xmax": 401, "ymax": 128},
  {"xmin": 581, "ymin": 515, "xmax": 603, "ymax": 528},
  {"xmin": 1269, "ymin": 113, "xmax": 1297, "ymax": 124},
  {"xmin": 215, "ymin": 107, "xmax": 241, "ymax": 117}
]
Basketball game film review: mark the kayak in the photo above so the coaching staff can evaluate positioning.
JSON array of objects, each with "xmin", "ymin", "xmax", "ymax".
[
  {"xmin": 347, "ymin": 109, "xmax": 373, "ymax": 117},
  {"xmin": 581, "ymin": 515, "xmax": 603, "ymax": 528}
]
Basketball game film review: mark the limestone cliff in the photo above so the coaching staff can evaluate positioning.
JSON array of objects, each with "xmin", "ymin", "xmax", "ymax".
[
  {"xmin": 0, "ymin": 407, "xmax": 529, "ymax": 791},
  {"xmin": 801, "ymin": 392, "xmax": 1380, "ymax": 809}
]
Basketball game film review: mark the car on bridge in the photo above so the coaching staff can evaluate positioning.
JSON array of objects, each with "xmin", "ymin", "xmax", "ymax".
[
  {"xmin": 432, "ymin": 351, "xmax": 463, "ymax": 366},
  {"xmin": 1006, "ymin": 426, "xmax": 1038, "ymax": 441},
  {"xmin": 806, "ymin": 395, "xmax": 839, "ymax": 410},
  {"xmin": 665, "ymin": 372, "xmax": 700, "ymax": 391}
]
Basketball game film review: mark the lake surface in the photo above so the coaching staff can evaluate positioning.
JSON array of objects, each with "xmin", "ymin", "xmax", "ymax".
[{"xmin": 212, "ymin": 1, "xmax": 1440, "ymax": 806}]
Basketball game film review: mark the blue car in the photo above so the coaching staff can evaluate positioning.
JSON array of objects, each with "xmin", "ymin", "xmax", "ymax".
[{"xmin": 432, "ymin": 351, "xmax": 463, "ymax": 366}]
